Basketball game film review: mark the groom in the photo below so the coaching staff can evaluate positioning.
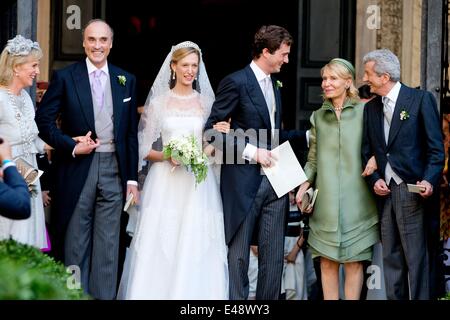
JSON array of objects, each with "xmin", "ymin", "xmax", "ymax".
[
  {"xmin": 36, "ymin": 19, "xmax": 139, "ymax": 299},
  {"xmin": 205, "ymin": 25, "xmax": 308, "ymax": 299}
]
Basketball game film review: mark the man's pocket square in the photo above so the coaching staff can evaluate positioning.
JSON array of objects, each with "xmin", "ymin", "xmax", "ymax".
[{"xmin": 123, "ymin": 97, "xmax": 131, "ymax": 102}]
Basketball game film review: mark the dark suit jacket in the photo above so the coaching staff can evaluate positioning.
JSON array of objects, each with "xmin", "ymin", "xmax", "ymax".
[
  {"xmin": 0, "ymin": 166, "xmax": 31, "ymax": 219},
  {"xmin": 205, "ymin": 65, "xmax": 307, "ymax": 243},
  {"xmin": 362, "ymin": 84, "xmax": 444, "ymax": 188},
  {"xmin": 36, "ymin": 152, "xmax": 53, "ymax": 192},
  {"xmin": 35, "ymin": 61, "xmax": 138, "ymax": 240}
]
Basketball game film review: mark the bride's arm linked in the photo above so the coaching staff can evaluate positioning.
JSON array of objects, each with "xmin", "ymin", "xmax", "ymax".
[{"xmin": 203, "ymin": 119, "xmax": 231, "ymax": 157}]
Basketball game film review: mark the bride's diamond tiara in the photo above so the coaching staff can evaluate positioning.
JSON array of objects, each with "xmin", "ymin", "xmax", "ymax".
[
  {"xmin": 5, "ymin": 35, "xmax": 41, "ymax": 56},
  {"xmin": 172, "ymin": 41, "xmax": 201, "ymax": 53}
]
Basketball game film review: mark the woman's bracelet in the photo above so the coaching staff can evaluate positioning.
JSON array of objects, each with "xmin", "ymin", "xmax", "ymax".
[{"xmin": 1, "ymin": 159, "xmax": 12, "ymax": 166}]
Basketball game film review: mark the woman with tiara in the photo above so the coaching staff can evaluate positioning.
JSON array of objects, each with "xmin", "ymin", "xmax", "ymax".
[
  {"xmin": 0, "ymin": 35, "xmax": 49, "ymax": 250},
  {"xmin": 118, "ymin": 41, "xmax": 229, "ymax": 299}
]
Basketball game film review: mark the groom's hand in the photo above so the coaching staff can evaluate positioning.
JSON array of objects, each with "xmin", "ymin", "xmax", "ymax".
[{"xmin": 254, "ymin": 148, "xmax": 276, "ymax": 168}]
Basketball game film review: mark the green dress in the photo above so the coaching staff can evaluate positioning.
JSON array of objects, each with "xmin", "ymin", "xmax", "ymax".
[{"xmin": 304, "ymin": 99, "xmax": 379, "ymax": 262}]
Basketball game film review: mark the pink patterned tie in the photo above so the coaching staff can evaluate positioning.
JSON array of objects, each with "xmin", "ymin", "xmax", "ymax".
[{"xmin": 91, "ymin": 69, "xmax": 104, "ymax": 110}]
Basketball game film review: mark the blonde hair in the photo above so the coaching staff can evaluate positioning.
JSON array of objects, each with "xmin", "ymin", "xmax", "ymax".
[
  {"xmin": 321, "ymin": 61, "xmax": 359, "ymax": 101},
  {"xmin": 169, "ymin": 47, "xmax": 200, "ymax": 89},
  {"xmin": 0, "ymin": 47, "xmax": 42, "ymax": 86}
]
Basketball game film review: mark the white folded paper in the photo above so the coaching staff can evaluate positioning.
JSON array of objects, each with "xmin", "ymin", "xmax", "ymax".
[
  {"xmin": 125, "ymin": 205, "xmax": 139, "ymax": 237},
  {"xmin": 406, "ymin": 183, "xmax": 426, "ymax": 193},
  {"xmin": 124, "ymin": 193, "xmax": 135, "ymax": 212},
  {"xmin": 262, "ymin": 141, "xmax": 307, "ymax": 198}
]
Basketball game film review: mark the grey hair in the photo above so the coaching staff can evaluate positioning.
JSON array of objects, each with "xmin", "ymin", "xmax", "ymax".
[{"xmin": 363, "ymin": 49, "xmax": 400, "ymax": 82}]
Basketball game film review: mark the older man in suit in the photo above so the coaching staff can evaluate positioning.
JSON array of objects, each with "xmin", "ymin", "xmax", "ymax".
[
  {"xmin": 36, "ymin": 19, "xmax": 138, "ymax": 299},
  {"xmin": 205, "ymin": 25, "xmax": 308, "ymax": 300},
  {"xmin": 361, "ymin": 49, "xmax": 444, "ymax": 300}
]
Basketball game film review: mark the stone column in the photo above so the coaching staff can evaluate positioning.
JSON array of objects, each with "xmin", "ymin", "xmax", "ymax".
[
  {"xmin": 402, "ymin": 0, "xmax": 422, "ymax": 88},
  {"xmin": 421, "ymin": 0, "xmax": 443, "ymax": 110},
  {"xmin": 355, "ymin": 0, "xmax": 379, "ymax": 86},
  {"xmin": 37, "ymin": 0, "xmax": 51, "ymax": 82},
  {"xmin": 17, "ymin": 0, "xmax": 37, "ymax": 102},
  {"xmin": 17, "ymin": 0, "xmax": 37, "ymax": 40},
  {"xmin": 378, "ymin": 0, "xmax": 403, "ymax": 58}
]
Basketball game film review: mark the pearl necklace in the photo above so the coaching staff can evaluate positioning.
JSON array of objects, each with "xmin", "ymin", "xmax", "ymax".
[
  {"xmin": 4, "ymin": 88, "xmax": 35, "ymax": 157},
  {"xmin": 333, "ymin": 105, "xmax": 344, "ymax": 112},
  {"xmin": 6, "ymin": 89, "xmax": 26, "ymax": 120}
]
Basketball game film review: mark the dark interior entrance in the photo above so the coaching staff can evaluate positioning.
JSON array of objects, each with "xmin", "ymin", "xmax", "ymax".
[
  {"xmin": 0, "ymin": 0, "xmax": 17, "ymax": 49},
  {"xmin": 106, "ymin": 0, "xmax": 300, "ymax": 128}
]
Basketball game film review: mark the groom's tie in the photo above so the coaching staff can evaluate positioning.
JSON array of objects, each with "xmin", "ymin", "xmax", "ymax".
[
  {"xmin": 263, "ymin": 76, "xmax": 276, "ymax": 136},
  {"xmin": 263, "ymin": 76, "xmax": 273, "ymax": 114}
]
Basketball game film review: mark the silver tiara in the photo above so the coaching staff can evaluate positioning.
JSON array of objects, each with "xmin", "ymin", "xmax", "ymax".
[
  {"xmin": 5, "ymin": 35, "xmax": 41, "ymax": 56},
  {"xmin": 171, "ymin": 41, "xmax": 201, "ymax": 53}
]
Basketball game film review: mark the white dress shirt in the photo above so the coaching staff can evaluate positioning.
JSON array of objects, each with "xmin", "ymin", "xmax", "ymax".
[
  {"xmin": 86, "ymin": 57, "xmax": 109, "ymax": 90},
  {"xmin": 242, "ymin": 61, "xmax": 309, "ymax": 161},
  {"xmin": 383, "ymin": 81, "xmax": 403, "ymax": 185}
]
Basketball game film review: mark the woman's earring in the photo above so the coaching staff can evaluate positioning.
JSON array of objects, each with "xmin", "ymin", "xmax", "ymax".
[{"xmin": 172, "ymin": 71, "xmax": 176, "ymax": 80}]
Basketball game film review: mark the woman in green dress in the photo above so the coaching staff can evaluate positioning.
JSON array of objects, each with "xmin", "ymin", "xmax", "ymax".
[{"xmin": 296, "ymin": 58, "xmax": 379, "ymax": 300}]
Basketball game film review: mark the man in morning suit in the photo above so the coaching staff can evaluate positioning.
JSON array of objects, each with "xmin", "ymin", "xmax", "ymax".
[
  {"xmin": 36, "ymin": 19, "xmax": 139, "ymax": 299},
  {"xmin": 361, "ymin": 49, "xmax": 444, "ymax": 300}
]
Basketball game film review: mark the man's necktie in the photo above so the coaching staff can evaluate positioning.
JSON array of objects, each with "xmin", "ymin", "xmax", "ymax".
[
  {"xmin": 92, "ymin": 69, "xmax": 104, "ymax": 110},
  {"xmin": 382, "ymin": 96, "xmax": 392, "ymax": 126},
  {"xmin": 263, "ymin": 76, "xmax": 273, "ymax": 114}
]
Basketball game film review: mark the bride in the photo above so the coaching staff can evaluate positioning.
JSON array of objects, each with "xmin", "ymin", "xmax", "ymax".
[{"xmin": 118, "ymin": 41, "xmax": 229, "ymax": 299}]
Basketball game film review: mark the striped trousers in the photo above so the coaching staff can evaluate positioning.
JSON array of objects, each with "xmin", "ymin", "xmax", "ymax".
[
  {"xmin": 381, "ymin": 181, "xmax": 429, "ymax": 300},
  {"xmin": 228, "ymin": 176, "xmax": 288, "ymax": 300},
  {"xmin": 64, "ymin": 152, "xmax": 123, "ymax": 300}
]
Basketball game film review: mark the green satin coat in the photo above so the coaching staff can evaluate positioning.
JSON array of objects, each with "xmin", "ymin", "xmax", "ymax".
[{"xmin": 304, "ymin": 99, "xmax": 379, "ymax": 262}]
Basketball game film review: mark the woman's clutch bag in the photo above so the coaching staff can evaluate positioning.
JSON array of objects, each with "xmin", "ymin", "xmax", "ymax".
[
  {"xmin": 14, "ymin": 157, "xmax": 43, "ymax": 186},
  {"xmin": 300, "ymin": 187, "xmax": 319, "ymax": 213}
]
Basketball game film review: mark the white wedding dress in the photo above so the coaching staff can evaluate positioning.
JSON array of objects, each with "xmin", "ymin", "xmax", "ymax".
[{"xmin": 118, "ymin": 91, "xmax": 229, "ymax": 299}]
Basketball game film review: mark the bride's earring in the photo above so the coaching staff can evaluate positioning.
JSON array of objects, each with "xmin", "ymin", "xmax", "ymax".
[{"xmin": 172, "ymin": 71, "xmax": 176, "ymax": 80}]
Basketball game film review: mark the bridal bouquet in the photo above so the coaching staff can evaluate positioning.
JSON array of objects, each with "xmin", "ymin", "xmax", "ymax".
[{"xmin": 163, "ymin": 134, "xmax": 208, "ymax": 185}]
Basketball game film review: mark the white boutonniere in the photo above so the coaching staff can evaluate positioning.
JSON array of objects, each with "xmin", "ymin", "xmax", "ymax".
[
  {"xmin": 117, "ymin": 75, "xmax": 126, "ymax": 86},
  {"xmin": 400, "ymin": 110, "xmax": 409, "ymax": 121},
  {"xmin": 276, "ymin": 80, "xmax": 283, "ymax": 89}
]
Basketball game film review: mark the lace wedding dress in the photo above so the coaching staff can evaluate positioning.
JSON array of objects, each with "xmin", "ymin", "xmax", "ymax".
[
  {"xmin": 118, "ymin": 91, "xmax": 229, "ymax": 299},
  {"xmin": 0, "ymin": 88, "xmax": 48, "ymax": 249}
]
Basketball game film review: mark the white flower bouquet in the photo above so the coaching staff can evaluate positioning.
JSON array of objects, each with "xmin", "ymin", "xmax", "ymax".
[{"xmin": 163, "ymin": 134, "xmax": 208, "ymax": 185}]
